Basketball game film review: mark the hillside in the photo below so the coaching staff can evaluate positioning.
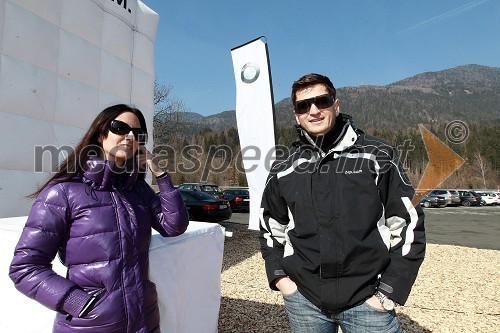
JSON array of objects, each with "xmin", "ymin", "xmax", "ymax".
[{"xmin": 170, "ymin": 64, "xmax": 500, "ymax": 135}]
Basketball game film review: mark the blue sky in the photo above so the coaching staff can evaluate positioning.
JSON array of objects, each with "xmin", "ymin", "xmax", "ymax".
[{"xmin": 140, "ymin": 0, "xmax": 500, "ymax": 117}]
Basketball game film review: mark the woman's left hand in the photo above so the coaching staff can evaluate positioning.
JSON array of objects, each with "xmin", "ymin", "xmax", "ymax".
[{"xmin": 137, "ymin": 146, "xmax": 165, "ymax": 177}]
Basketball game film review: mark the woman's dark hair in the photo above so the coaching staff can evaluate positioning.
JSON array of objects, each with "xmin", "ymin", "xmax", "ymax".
[
  {"xmin": 291, "ymin": 73, "xmax": 337, "ymax": 105},
  {"xmin": 29, "ymin": 104, "xmax": 148, "ymax": 198}
]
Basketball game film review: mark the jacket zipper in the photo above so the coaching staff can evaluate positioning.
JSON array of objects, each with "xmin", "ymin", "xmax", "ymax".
[{"xmin": 109, "ymin": 192, "xmax": 129, "ymax": 328}]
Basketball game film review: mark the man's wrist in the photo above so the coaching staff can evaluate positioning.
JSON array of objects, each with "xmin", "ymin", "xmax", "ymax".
[
  {"xmin": 375, "ymin": 291, "xmax": 395, "ymax": 311},
  {"xmin": 275, "ymin": 276, "xmax": 286, "ymax": 284},
  {"xmin": 274, "ymin": 276, "xmax": 289, "ymax": 289}
]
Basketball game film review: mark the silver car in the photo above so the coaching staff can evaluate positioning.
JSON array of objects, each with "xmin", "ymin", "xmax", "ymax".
[{"xmin": 430, "ymin": 189, "xmax": 461, "ymax": 206}]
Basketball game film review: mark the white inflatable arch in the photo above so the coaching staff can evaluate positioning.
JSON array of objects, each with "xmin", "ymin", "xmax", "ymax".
[{"xmin": 0, "ymin": 0, "xmax": 158, "ymax": 217}]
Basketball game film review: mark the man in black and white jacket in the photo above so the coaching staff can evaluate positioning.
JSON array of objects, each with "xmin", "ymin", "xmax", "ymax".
[{"xmin": 259, "ymin": 73, "xmax": 426, "ymax": 333}]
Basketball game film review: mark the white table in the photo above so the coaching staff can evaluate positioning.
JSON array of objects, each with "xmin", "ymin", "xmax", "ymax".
[{"xmin": 0, "ymin": 217, "xmax": 225, "ymax": 333}]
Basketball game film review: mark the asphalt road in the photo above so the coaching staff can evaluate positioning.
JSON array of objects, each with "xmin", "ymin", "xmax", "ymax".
[{"xmin": 226, "ymin": 205, "xmax": 500, "ymax": 251}]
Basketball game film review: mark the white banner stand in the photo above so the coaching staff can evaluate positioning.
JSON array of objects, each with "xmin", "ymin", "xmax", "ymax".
[{"xmin": 231, "ymin": 36, "xmax": 276, "ymax": 230}]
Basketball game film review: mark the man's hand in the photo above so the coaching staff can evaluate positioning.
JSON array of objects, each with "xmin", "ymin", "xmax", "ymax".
[
  {"xmin": 366, "ymin": 294, "xmax": 386, "ymax": 311},
  {"xmin": 275, "ymin": 276, "xmax": 297, "ymax": 295}
]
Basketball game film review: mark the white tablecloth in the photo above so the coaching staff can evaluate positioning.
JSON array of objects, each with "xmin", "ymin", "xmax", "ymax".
[{"xmin": 0, "ymin": 217, "xmax": 224, "ymax": 333}]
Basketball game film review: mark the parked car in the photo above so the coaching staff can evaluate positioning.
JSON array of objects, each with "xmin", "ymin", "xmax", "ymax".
[
  {"xmin": 493, "ymin": 192, "xmax": 500, "ymax": 205},
  {"xmin": 420, "ymin": 194, "xmax": 447, "ymax": 208},
  {"xmin": 222, "ymin": 189, "xmax": 250, "ymax": 212},
  {"xmin": 177, "ymin": 183, "xmax": 224, "ymax": 199},
  {"xmin": 475, "ymin": 192, "xmax": 497, "ymax": 206},
  {"xmin": 179, "ymin": 189, "xmax": 232, "ymax": 222},
  {"xmin": 468, "ymin": 191, "xmax": 484, "ymax": 205},
  {"xmin": 429, "ymin": 189, "xmax": 461, "ymax": 206},
  {"xmin": 457, "ymin": 190, "xmax": 482, "ymax": 206}
]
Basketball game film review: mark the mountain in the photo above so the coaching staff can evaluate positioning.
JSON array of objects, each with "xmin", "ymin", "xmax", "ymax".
[
  {"xmin": 182, "ymin": 112, "xmax": 205, "ymax": 122},
  {"xmin": 171, "ymin": 64, "xmax": 500, "ymax": 135}
]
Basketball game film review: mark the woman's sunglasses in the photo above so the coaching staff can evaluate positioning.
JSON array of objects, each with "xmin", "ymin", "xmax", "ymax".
[
  {"xmin": 109, "ymin": 120, "xmax": 148, "ymax": 144},
  {"xmin": 294, "ymin": 94, "xmax": 335, "ymax": 114}
]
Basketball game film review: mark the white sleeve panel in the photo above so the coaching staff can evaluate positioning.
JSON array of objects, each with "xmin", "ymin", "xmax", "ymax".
[{"xmin": 402, "ymin": 197, "xmax": 419, "ymax": 256}]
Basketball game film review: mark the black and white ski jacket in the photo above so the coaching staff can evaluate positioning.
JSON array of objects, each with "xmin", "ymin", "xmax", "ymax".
[{"xmin": 259, "ymin": 114, "xmax": 426, "ymax": 313}]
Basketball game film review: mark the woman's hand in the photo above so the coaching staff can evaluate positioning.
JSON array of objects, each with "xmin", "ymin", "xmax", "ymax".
[{"xmin": 137, "ymin": 146, "xmax": 165, "ymax": 177}]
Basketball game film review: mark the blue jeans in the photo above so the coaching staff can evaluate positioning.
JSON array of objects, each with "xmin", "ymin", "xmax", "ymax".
[{"xmin": 283, "ymin": 290, "xmax": 401, "ymax": 333}]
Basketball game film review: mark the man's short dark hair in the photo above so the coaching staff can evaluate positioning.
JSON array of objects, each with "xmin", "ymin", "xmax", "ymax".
[{"xmin": 291, "ymin": 73, "xmax": 337, "ymax": 105}]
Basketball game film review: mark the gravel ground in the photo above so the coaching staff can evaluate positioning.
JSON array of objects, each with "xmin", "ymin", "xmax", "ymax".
[{"xmin": 218, "ymin": 222, "xmax": 500, "ymax": 333}]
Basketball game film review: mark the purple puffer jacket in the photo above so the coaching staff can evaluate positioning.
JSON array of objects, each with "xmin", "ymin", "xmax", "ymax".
[{"xmin": 9, "ymin": 158, "xmax": 189, "ymax": 333}]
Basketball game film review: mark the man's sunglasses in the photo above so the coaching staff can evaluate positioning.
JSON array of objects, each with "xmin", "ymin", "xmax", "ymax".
[
  {"xmin": 109, "ymin": 120, "xmax": 147, "ymax": 144},
  {"xmin": 294, "ymin": 94, "xmax": 335, "ymax": 114}
]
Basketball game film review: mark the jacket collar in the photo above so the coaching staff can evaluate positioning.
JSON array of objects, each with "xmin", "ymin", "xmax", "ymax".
[
  {"xmin": 295, "ymin": 113, "xmax": 359, "ymax": 154},
  {"xmin": 81, "ymin": 157, "xmax": 138, "ymax": 191}
]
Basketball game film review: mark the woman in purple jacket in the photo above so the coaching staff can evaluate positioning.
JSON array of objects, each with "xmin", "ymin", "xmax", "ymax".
[{"xmin": 9, "ymin": 104, "xmax": 189, "ymax": 333}]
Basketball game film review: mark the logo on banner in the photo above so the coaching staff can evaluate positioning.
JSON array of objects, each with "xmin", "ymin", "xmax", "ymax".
[
  {"xmin": 111, "ymin": 0, "xmax": 132, "ymax": 13},
  {"xmin": 240, "ymin": 63, "xmax": 260, "ymax": 83}
]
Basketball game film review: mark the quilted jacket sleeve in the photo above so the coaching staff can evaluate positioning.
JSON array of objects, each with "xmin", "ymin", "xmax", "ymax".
[
  {"xmin": 9, "ymin": 184, "xmax": 92, "ymax": 317},
  {"xmin": 147, "ymin": 174, "xmax": 189, "ymax": 237}
]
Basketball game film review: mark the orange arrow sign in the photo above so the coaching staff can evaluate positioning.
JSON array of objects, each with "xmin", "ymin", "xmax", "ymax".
[{"xmin": 412, "ymin": 125, "xmax": 465, "ymax": 206}]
